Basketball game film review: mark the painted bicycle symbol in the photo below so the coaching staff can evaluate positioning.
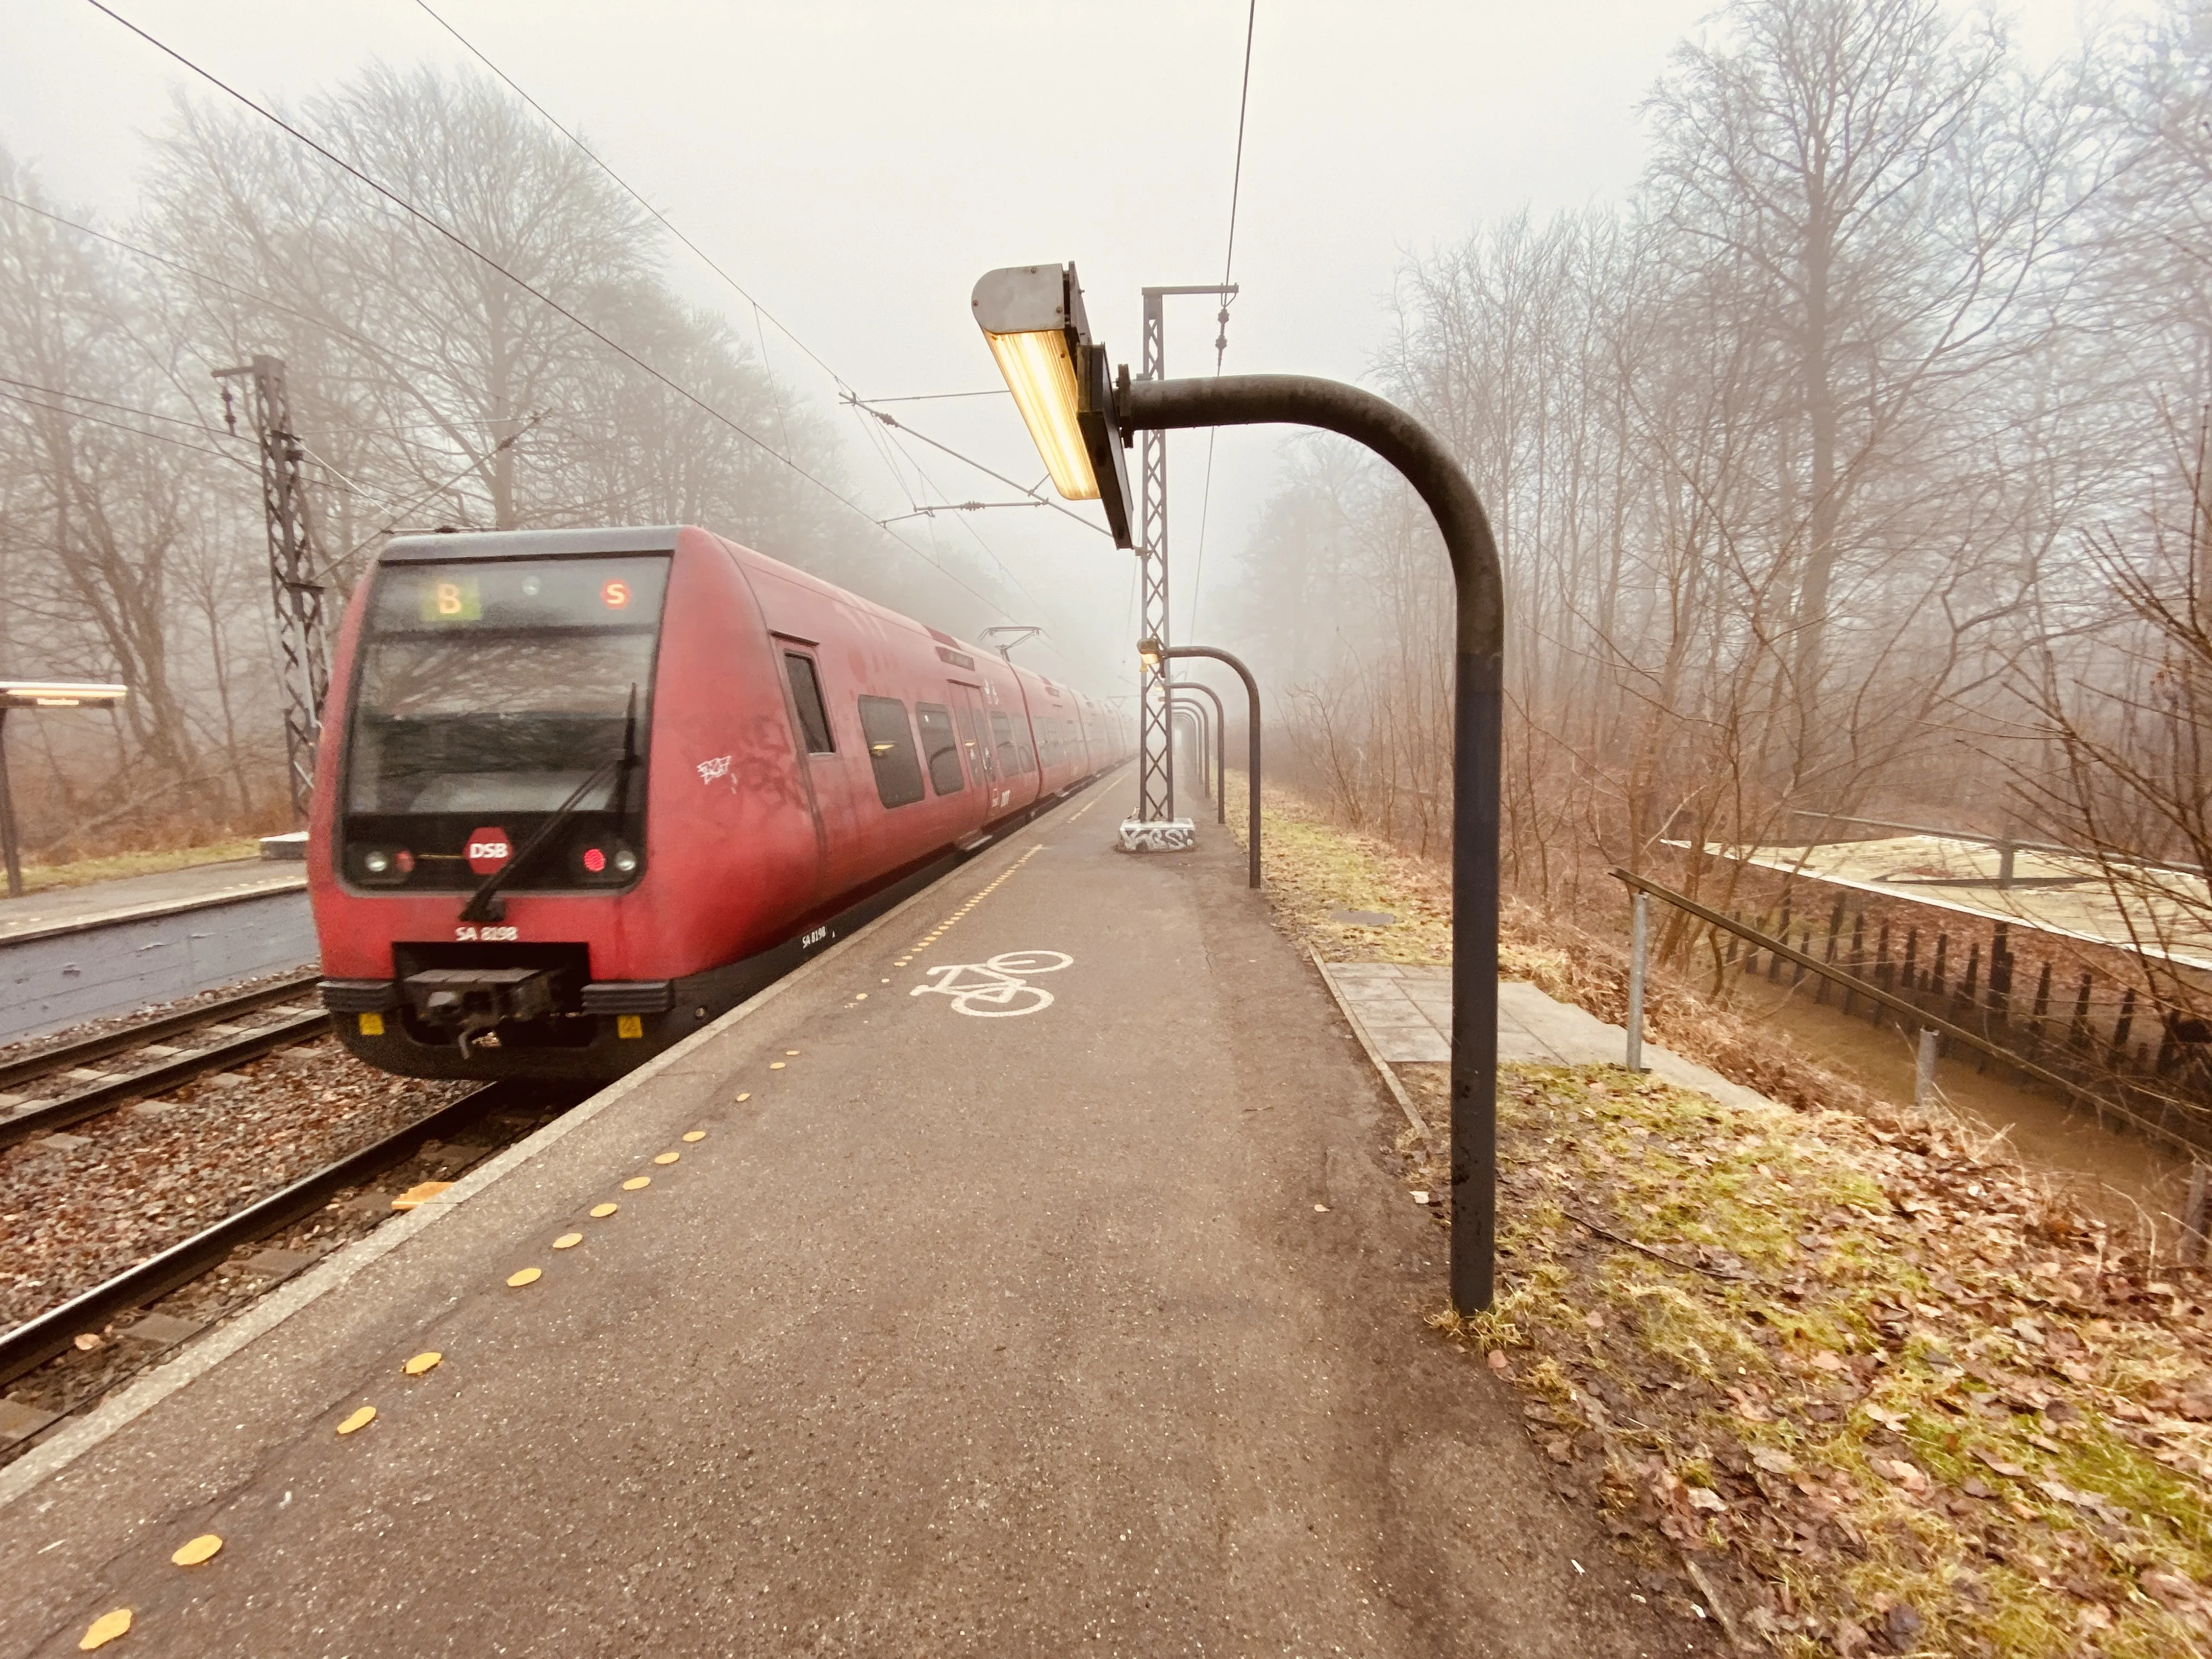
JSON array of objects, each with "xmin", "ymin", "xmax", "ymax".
[{"xmin": 910, "ymin": 951, "xmax": 1073, "ymax": 1018}]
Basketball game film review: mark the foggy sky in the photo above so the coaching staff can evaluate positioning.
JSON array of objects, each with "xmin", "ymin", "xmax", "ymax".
[{"xmin": 0, "ymin": 0, "xmax": 2139, "ymax": 679}]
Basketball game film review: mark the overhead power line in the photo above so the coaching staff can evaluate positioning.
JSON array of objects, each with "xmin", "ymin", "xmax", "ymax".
[
  {"xmin": 845, "ymin": 396, "xmax": 1113, "ymax": 539},
  {"xmin": 412, "ymin": 0, "xmax": 854, "ymax": 398},
  {"xmin": 0, "ymin": 373, "xmax": 241, "ymax": 441},
  {"xmin": 81, "ymin": 0, "xmax": 1012, "ymax": 620},
  {"xmin": 0, "ymin": 385, "xmax": 255, "ymax": 471},
  {"xmin": 1190, "ymin": 0, "xmax": 1261, "ymax": 641}
]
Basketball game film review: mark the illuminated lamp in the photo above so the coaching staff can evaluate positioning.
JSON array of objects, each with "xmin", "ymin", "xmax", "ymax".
[
  {"xmin": 613, "ymin": 848, "xmax": 638, "ymax": 874},
  {"xmin": 1137, "ymin": 637, "xmax": 1164, "ymax": 670},
  {"xmin": 582, "ymin": 846, "xmax": 607, "ymax": 874},
  {"xmin": 0, "ymin": 680, "xmax": 128, "ymax": 709},
  {"xmin": 971, "ymin": 263, "xmax": 1135, "ymax": 548}
]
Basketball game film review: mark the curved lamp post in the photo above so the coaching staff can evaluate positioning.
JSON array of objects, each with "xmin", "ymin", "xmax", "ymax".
[
  {"xmin": 1147, "ymin": 643, "xmax": 1261, "ymax": 892},
  {"xmin": 1168, "ymin": 679, "xmax": 1227, "ymax": 825},
  {"xmin": 1170, "ymin": 703, "xmax": 1209, "ymax": 800},
  {"xmin": 975, "ymin": 262, "xmax": 1505, "ymax": 1312}
]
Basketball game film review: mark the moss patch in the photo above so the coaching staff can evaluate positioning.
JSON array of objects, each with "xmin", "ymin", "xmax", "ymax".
[{"xmin": 1234, "ymin": 775, "xmax": 2212, "ymax": 1656}]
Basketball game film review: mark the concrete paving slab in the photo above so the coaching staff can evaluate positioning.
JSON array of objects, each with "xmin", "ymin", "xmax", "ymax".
[
  {"xmin": 0, "ymin": 780, "xmax": 1703, "ymax": 1658},
  {"xmin": 1319, "ymin": 965, "xmax": 1785, "ymax": 1123}
]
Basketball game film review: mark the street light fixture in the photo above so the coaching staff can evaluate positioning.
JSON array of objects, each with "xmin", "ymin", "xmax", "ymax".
[
  {"xmin": 971, "ymin": 263, "xmax": 1136, "ymax": 547},
  {"xmin": 1137, "ymin": 636, "xmax": 1164, "ymax": 671},
  {"xmin": 974, "ymin": 263, "xmax": 1507, "ymax": 1313},
  {"xmin": 0, "ymin": 681, "xmax": 129, "ymax": 900}
]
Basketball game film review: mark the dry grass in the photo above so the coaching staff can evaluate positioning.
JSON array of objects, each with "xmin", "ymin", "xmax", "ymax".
[
  {"xmin": 1230, "ymin": 772, "xmax": 2212, "ymax": 1656},
  {"xmin": 10, "ymin": 837, "xmax": 264, "ymax": 895}
]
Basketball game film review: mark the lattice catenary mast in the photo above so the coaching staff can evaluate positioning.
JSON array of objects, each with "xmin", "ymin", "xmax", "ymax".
[
  {"xmin": 1135, "ymin": 284, "xmax": 1237, "ymax": 823},
  {"xmin": 215, "ymin": 356, "xmax": 330, "ymax": 822}
]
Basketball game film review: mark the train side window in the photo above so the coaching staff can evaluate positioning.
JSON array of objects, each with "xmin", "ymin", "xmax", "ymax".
[
  {"xmin": 784, "ymin": 653, "xmax": 834, "ymax": 754},
  {"xmin": 857, "ymin": 696, "xmax": 926, "ymax": 808},
  {"xmin": 915, "ymin": 702, "xmax": 964, "ymax": 795}
]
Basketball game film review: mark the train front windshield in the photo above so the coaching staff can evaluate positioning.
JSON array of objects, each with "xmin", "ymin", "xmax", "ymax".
[{"xmin": 340, "ymin": 555, "xmax": 669, "ymax": 890}]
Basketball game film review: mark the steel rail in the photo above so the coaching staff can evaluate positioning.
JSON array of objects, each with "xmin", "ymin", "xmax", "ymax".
[
  {"xmin": 0, "ymin": 1079, "xmax": 535, "ymax": 1389},
  {"xmin": 0, "ymin": 1009, "xmax": 330, "ymax": 1152},
  {"xmin": 0, "ymin": 972, "xmax": 323, "ymax": 1095}
]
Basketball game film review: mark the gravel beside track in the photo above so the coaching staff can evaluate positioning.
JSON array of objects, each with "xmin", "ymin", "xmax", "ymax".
[{"xmin": 0, "ymin": 1037, "xmax": 474, "ymax": 1333}]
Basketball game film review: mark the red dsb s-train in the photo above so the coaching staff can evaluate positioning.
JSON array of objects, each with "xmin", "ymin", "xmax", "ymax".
[{"xmin": 312, "ymin": 524, "xmax": 1128, "ymax": 1081}]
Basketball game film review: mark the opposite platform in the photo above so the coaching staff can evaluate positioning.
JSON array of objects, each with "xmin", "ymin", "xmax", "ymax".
[{"xmin": 0, "ymin": 779, "xmax": 1702, "ymax": 1657}]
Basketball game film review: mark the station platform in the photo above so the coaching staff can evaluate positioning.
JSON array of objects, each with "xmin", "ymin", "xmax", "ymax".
[
  {"xmin": 0, "ymin": 777, "xmax": 1694, "ymax": 1656},
  {"xmin": 0, "ymin": 859, "xmax": 303, "ymax": 946},
  {"xmin": 0, "ymin": 860, "xmax": 314, "ymax": 1046}
]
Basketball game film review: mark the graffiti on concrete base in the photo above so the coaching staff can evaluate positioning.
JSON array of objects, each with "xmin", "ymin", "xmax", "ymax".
[{"xmin": 1116, "ymin": 817, "xmax": 1197, "ymax": 854}]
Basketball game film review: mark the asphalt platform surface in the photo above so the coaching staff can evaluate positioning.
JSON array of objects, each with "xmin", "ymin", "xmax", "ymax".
[{"xmin": 0, "ymin": 777, "xmax": 1702, "ymax": 1656}]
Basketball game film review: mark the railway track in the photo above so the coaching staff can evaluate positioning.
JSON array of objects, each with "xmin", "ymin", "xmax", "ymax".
[
  {"xmin": 0, "ymin": 1077, "xmax": 557, "ymax": 1392},
  {"xmin": 0, "ymin": 973, "xmax": 328, "ymax": 1153}
]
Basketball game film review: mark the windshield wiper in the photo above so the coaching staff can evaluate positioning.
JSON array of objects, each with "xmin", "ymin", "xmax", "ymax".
[{"xmin": 459, "ymin": 685, "xmax": 639, "ymax": 923}]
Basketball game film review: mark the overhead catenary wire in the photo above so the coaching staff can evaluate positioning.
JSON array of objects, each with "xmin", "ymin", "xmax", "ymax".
[
  {"xmin": 81, "ymin": 0, "xmax": 1014, "ymax": 622},
  {"xmin": 0, "ymin": 386, "xmax": 257, "ymax": 473},
  {"xmin": 406, "ymin": 2, "xmax": 1106, "ymax": 607},
  {"xmin": 1188, "ymin": 0, "xmax": 1260, "ymax": 641},
  {"xmin": 411, "ymin": 0, "xmax": 855, "ymax": 399},
  {"xmin": 845, "ymin": 397, "xmax": 1113, "ymax": 539}
]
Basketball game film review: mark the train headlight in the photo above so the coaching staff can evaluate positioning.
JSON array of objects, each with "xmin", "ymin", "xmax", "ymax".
[
  {"xmin": 363, "ymin": 849, "xmax": 391, "ymax": 874},
  {"xmin": 613, "ymin": 848, "xmax": 639, "ymax": 874}
]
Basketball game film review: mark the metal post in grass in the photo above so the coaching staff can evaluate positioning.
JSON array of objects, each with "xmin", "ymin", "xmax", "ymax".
[
  {"xmin": 1916, "ymin": 1029, "xmax": 1940, "ymax": 1110},
  {"xmin": 1626, "ymin": 889, "xmax": 1649, "ymax": 1073}
]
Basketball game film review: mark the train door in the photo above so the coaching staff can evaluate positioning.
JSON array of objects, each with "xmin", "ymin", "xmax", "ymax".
[
  {"xmin": 776, "ymin": 643, "xmax": 851, "ymax": 898},
  {"xmin": 949, "ymin": 682, "xmax": 1000, "ymax": 811}
]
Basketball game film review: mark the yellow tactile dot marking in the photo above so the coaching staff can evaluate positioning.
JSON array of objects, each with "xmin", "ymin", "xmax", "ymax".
[
  {"xmin": 733, "ymin": 1092, "xmax": 751, "ymax": 1103},
  {"xmin": 337, "ymin": 1406, "xmax": 376, "ymax": 1435},
  {"xmin": 682, "ymin": 1130, "xmax": 706, "ymax": 1142},
  {"xmin": 506, "ymin": 1267, "xmax": 542, "ymax": 1288},
  {"xmin": 552, "ymin": 1232, "xmax": 583, "ymax": 1249},
  {"xmin": 769, "ymin": 1062, "xmax": 786, "ymax": 1070},
  {"xmin": 786, "ymin": 1049, "xmax": 800, "ymax": 1056},
  {"xmin": 853, "ymin": 992, "xmax": 867, "ymax": 1000},
  {"xmin": 590, "ymin": 1203, "xmax": 618, "ymax": 1218},
  {"xmin": 654, "ymin": 1152, "xmax": 680, "ymax": 1165},
  {"xmin": 403, "ymin": 1351, "xmax": 442, "ymax": 1375},
  {"xmin": 78, "ymin": 1609, "xmax": 131, "ymax": 1649},
  {"xmin": 622, "ymin": 1176, "xmax": 651, "ymax": 1191},
  {"xmin": 171, "ymin": 1533, "xmax": 223, "ymax": 1566}
]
